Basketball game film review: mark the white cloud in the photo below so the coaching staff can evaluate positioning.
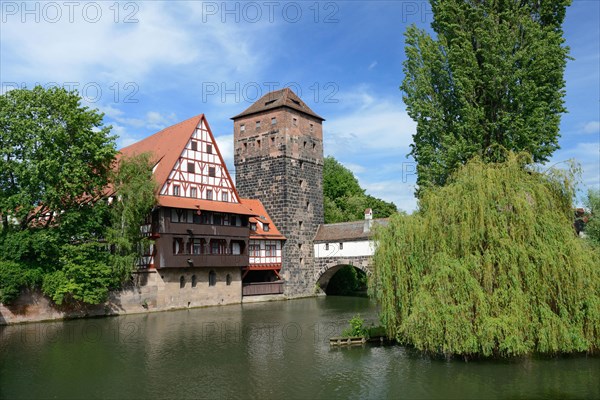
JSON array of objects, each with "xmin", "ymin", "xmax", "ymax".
[
  {"xmin": 583, "ymin": 121, "xmax": 600, "ymax": 134},
  {"xmin": 368, "ymin": 61, "xmax": 378, "ymax": 70},
  {"xmin": 362, "ymin": 180, "xmax": 418, "ymax": 213},
  {"xmin": 214, "ymin": 134, "xmax": 235, "ymax": 175}
]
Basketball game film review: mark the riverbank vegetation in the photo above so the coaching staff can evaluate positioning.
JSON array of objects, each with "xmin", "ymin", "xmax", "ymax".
[
  {"xmin": 370, "ymin": 154, "xmax": 600, "ymax": 357},
  {"xmin": 324, "ymin": 156, "xmax": 397, "ymax": 223},
  {"xmin": 0, "ymin": 87, "xmax": 156, "ymax": 305}
]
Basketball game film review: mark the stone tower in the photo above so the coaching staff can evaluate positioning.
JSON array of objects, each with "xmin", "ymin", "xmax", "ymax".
[{"xmin": 232, "ymin": 88, "xmax": 324, "ymax": 296}]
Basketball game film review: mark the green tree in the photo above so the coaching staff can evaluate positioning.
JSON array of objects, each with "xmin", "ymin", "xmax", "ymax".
[
  {"xmin": 0, "ymin": 87, "xmax": 156, "ymax": 305},
  {"xmin": 323, "ymin": 156, "xmax": 398, "ymax": 223},
  {"xmin": 401, "ymin": 0, "xmax": 571, "ymax": 192},
  {"xmin": 370, "ymin": 153, "xmax": 600, "ymax": 358},
  {"xmin": 584, "ymin": 188, "xmax": 600, "ymax": 245},
  {"xmin": 0, "ymin": 86, "xmax": 116, "ymax": 228}
]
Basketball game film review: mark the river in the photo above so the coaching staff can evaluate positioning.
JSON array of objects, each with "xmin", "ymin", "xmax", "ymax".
[{"xmin": 1, "ymin": 297, "xmax": 598, "ymax": 399}]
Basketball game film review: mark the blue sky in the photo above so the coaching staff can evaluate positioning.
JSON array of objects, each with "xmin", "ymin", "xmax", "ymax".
[{"xmin": 1, "ymin": 1, "xmax": 598, "ymax": 212}]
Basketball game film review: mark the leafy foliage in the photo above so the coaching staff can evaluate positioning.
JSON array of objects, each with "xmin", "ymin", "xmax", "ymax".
[
  {"xmin": 342, "ymin": 314, "xmax": 369, "ymax": 338},
  {"xmin": 323, "ymin": 156, "xmax": 398, "ymax": 223},
  {"xmin": 0, "ymin": 86, "xmax": 116, "ymax": 227},
  {"xmin": 401, "ymin": 0, "xmax": 570, "ymax": 192},
  {"xmin": 326, "ymin": 266, "xmax": 367, "ymax": 296},
  {"xmin": 0, "ymin": 87, "xmax": 156, "ymax": 305},
  {"xmin": 370, "ymin": 153, "xmax": 600, "ymax": 357},
  {"xmin": 584, "ymin": 189, "xmax": 600, "ymax": 245}
]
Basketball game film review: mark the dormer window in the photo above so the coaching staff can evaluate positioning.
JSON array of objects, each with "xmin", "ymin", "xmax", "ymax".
[
  {"xmin": 263, "ymin": 223, "xmax": 270, "ymax": 232},
  {"xmin": 250, "ymin": 222, "xmax": 257, "ymax": 231}
]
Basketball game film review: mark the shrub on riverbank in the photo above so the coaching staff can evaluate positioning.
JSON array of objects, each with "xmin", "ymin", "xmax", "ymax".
[{"xmin": 370, "ymin": 153, "xmax": 600, "ymax": 358}]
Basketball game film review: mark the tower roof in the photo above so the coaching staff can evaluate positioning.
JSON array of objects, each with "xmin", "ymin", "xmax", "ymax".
[{"xmin": 231, "ymin": 88, "xmax": 325, "ymax": 121}]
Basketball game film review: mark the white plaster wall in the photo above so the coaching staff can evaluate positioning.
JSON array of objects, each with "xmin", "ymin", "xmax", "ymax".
[{"xmin": 314, "ymin": 240, "xmax": 374, "ymax": 258}]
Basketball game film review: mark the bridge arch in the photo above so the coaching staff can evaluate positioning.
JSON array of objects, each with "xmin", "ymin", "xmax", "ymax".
[{"xmin": 314, "ymin": 257, "xmax": 371, "ymax": 292}]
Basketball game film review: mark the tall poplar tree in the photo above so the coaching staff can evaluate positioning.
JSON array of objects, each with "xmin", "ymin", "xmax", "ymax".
[{"xmin": 401, "ymin": 0, "xmax": 571, "ymax": 191}]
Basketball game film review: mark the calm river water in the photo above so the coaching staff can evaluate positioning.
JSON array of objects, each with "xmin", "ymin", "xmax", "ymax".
[{"xmin": 1, "ymin": 297, "xmax": 598, "ymax": 399}]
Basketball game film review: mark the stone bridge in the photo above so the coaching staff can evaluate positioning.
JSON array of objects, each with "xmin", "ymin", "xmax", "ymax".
[
  {"xmin": 311, "ymin": 210, "xmax": 387, "ymax": 292},
  {"xmin": 313, "ymin": 255, "xmax": 372, "ymax": 291}
]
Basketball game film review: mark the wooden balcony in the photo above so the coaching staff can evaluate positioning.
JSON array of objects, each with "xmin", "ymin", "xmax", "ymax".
[
  {"xmin": 242, "ymin": 281, "xmax": 284, "ymax": 296},
  {"xmin": 158, "ymin": 253, "xmax": 249, "ymax": 269}
]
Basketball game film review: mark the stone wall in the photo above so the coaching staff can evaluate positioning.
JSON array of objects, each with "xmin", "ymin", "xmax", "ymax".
[
  {"xmin": 0, "ymin": 268, "xmax": 242, "ymax": 325},
  {"xmin": 234, "ymin": 108, "xmax": 324, "ymax": 298}
]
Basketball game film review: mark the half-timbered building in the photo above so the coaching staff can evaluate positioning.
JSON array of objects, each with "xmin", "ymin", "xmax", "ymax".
[{"xmin": 120, "ymin": 114, "xmax": 284, "ymax": 308}]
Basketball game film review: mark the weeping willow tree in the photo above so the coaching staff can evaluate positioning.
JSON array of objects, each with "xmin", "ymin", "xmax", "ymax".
[{"xmin": 370, "ymin": 153, "xmax": 600, "ymax": 357}]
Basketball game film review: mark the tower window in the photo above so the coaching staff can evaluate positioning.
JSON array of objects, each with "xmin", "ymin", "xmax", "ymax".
[
  {"xmin": 257, "ymin": 139, "xmax": 261, "ymax": 148},
  {"xmin": 240, "ymin": 124, "xmax": 245, "ymax": 132},
  {"xmin": 310, "ymin": 123, "xmax": 314, "ymax": 132},
  {"xmin": 243, "ymin": 143, "xmax": 247, "ymax": 150},
  {"xmin": 209, "ymin": 167, "xmax": 216, "ymax": 177},
  {"xmin": 303, "ymin": 141, "xmax": 307, "ymax": 148},
  {"xmin": 271, "ymin": 137, "xmax": 275, "ymax": 144},
  {"xmin": 256, "ymin": 121, "xmax": 261, "ymax": 129},
  {"xmin": 207, "ymin": 144, "xmax": 213, "ymax": 154},
  {"xmin": 298, "ymin": 221, "xmax": 303, "ymax": 230},
  {"xmin": 293, "ymin": 117, "xmax": 298, "ymax": 126},
  {"xmin": 313, "ymin": 143, "xmax": 316, "ymax": 150},
  {"xmin": 187, "ymin": 162, "xmax": 195, "ymax": 173},
  {"xmin": 271, "ymin": 117, "xmax": 277, "ymax": 125}
]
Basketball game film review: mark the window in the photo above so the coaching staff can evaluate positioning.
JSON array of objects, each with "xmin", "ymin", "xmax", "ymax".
[
  {"xmin": 172, "ymin": 209, "xmax": 187, "ymax": 223},
  {"xmin": 303, "ymin": 141, "xmax": 307, "ymax": 148},
  {"xmin": 257, "ymin": 139, "xmax": 261, "ymax": 148},
  {"xmin": 190, "ymin": 239, "xmax": 203, "ymax": 255},
  {"xmin": 249, "ymin": 244, "xmax": 260, "ymax": 257},
  {"xmin": 271, "ymin": 136, "xmax": 275, "ymax": 144},
  {"xmin": 263, "ymin": 223, "xmax": 269, "ymax": 232},
  {"xmin": 240, "ymin": 124, "xmax": 245, "ymax": 132},
  {"xmin": 340, "ymin": 242, "xmax": 344, "ymax": 250},
  {"xmin": 180, "ymin": 276, "xmax": 185, "ymax": 289},
  {"xmin": 298, "ymin": 221, "xmax": 303, "ymax": 229},
  {"xmin": 209, "ymin": 270, "xmax": 216, "ymax": 287},
  {"xmin": 313, "ymin": 142, "xmax": 316, "ymax": 150},
  {"xmin": 306, "ymin": 201, "xmax": 310, "ymax": 211},
  {"xmin": 191, "ymin": 141, "xmax": 197, "ymax": 151},
  {"xmin": 222, "ymin": 192, "xmax": 228, "ymax": 202},
  {"xmin": 271, "ymin": 117, "xmax": 277, "ymax": 125},
  {"xmin": 173, "ymin": 185, "xmax": 180, "ymax": 196},
  {"xmin": 191, "ymin": 275, "xmax": 197, "ymax": 288},
  {"xmin": 310, "ymin": 123, "xmax": 314, "ymax": 132},
  {"xmin": 173, "ymin": 238, "xmax": 184, "ymax": 254},
  {"xmin": 266, "ymin": 245, "xmax": 276, "ymax": 257},
  {"xmin": 187, "ymin": 162, "xmax": 195, "ymax": 173},
  {"xmin": 190, "ymin": 187, "xmax": 198, "ymax": 198},
  {"xmin": 213, "ymin": 213, "xmax": 222, "ymax": 225},
  {"xmin": 226, "ymin": 274, "xmax": 232, "ymax": 286},
  {"xmin": 256, "ymin": 121, "xmax": 261, "ymax": 129},
  {"xmin": 250, "ymin": 222, "xmax": 257, "ymax": 231},
  {"xmin": 206, "ymin": 190, "xmax": 213, "ymax": 200},
  {"xmin": 207, "ymin": 144, "xmax": 212, "ymax": 154},
  {"xmin": 243, "ymin": 143, "xmax": 247, "ymax": 150},
  {"xmin": 211, "ymin": 240, "xmax": 226, "ymax": 254},
  {"xmin": 325, "ymin": 243, "xmax": 329, "ymax": 251},
  {"xmin": 209, "ymin": 167, "xmax": 216, "ymax": 177},
  {"xmin": 293, "ymin": 117, "xmax": 298, "ymax": 126}
]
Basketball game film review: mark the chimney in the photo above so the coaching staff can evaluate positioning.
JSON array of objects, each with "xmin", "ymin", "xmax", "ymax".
[{"xmin": 363, "ymin": 208, "xmax": 373, "ymax": 233}]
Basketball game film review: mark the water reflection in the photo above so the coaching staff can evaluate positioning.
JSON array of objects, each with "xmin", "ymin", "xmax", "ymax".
[{"xmin": 1, "ymin": 297, "xmax": 598, "ymax": 399}]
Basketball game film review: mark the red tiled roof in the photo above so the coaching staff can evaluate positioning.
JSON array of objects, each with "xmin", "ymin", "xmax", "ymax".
[
  {"xmin": 240, "ymin": 198, "xmax": 286, "ymax": 240},
  {"xmin": 118, "ymin": 114, "xmax": 242, "ymax": 210},
  {"xmin": 231, "ymin": 88, "xmax": 325, "ymax": 121},
  {"xmin": 158, "ymin": 195, "xmax": 256, "ymax": 216}
]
